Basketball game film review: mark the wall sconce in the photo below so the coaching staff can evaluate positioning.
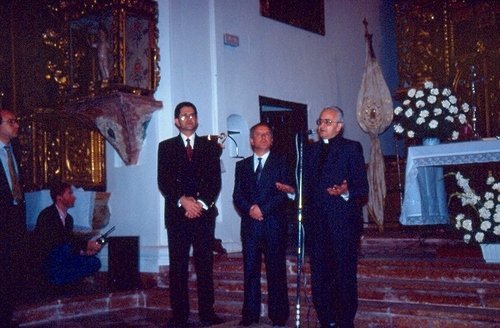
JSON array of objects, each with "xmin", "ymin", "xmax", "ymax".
[
  {"xmin": 205, "ymin": 133, "xmax": 227, "ymax": 157},
  {"xmin": 226, "ymin": 114, "xmax": 250, "ymax": 158},
  {"xmin": 227, "ymin": 131, "xmax": 244, "ymax": 158},
  {"xmin": 207, "ymin": 133, "xmax": 227, "ymax": 144}
]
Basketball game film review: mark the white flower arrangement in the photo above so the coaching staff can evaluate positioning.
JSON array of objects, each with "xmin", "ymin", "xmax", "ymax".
[
  {"xmin": 448, "ymin": 171, "xmax": 500, "ymax": 244},
  {"xmin": 393, "ymin": 81, "xmax": 470, "ymax": 141}
]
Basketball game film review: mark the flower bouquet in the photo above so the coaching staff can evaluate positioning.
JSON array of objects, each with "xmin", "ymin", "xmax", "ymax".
[
  {"xmin": 393, "ymin": 81, "xmax": 470, "ymax": 142},
  {"xmin": 448, "ymin": 171, "xmax": 500, "ymax": 244}
]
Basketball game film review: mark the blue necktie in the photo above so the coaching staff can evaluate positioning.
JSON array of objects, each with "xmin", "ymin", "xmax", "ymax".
[{"xmin": 255, "ymin": 157, "xmax": 263, "ymax": 183}]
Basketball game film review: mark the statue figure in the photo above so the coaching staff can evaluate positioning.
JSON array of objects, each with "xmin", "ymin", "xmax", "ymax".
[{"xmin": 92, "ymin": 27, "xmax": 111, "ymax": 84}]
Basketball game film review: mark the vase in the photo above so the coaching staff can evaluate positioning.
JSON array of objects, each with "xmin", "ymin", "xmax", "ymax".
[
  {"xmin": 480, "ymin": 243, "xmax": 500, "ymax": 263},
  {"xmin": 422, "ymin": 137, "xmax": 440, "ymax": 146}
]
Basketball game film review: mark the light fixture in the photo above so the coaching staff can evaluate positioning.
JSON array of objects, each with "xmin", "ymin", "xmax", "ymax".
[{"xmin": 227, "ymin": 130, "xmax": 244, "ymax": 158}]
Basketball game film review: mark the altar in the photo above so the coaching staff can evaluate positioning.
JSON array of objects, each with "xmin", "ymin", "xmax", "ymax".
[{"xmin": 400, "ymin": 139, "xmax": 500, "ymax": 225}]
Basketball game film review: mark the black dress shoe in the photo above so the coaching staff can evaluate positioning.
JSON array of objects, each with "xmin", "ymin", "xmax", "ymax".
[
  {"xmin": 320, "ymin": 322, "xmax": 337, "ymax": 328},
  {"xmin": 238, "ymin": 319, "xmax": 258, "ymax": 327},
  {"xmin": 199, "ymin": 314, "xmax": 225, "ymax": 326}
]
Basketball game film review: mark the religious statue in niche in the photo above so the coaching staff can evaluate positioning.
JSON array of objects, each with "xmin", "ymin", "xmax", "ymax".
[{"xmin": 91, "ymin": 26, "xmax": 111, "ymax": 85}]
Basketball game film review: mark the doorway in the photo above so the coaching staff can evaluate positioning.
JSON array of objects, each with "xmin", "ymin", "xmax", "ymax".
[
  {"xmin": 259, "ymin": 95, "xmax": 308, "ymax": 165},
  {"xmin": 259, "ymin": 95, "xmax": 308, "ymax": 251}
]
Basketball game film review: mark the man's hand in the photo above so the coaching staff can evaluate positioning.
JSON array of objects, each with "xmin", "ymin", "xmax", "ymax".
[
  {"xmin": 276, "ymin": 182, "xmax": 295, "ymax": 194},
  {"xmin": 85, "ymin": 239, "xmax": 102, "ymax": 256},
  {"xmin": 327, "ymin": 180, "xmax": 348, "ymax": 196},
  {"xmin": 249, "ymin": 204, "xmax": 263, "ymax": 221},
  {"xmin": 180, "ymin": 196, "xmax": 203, "ymax": 219}
]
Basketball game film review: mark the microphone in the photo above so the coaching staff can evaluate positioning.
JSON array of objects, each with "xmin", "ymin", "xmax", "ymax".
[{"xmin": 306, "ymin": 129, "xmax": 316, "ymax": 135}]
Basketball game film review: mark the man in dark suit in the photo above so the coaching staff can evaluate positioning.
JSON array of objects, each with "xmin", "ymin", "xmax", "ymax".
[
  {"xmin": 33, "ymin": 181, "xmax": 102, "ymax": 286},
  {"xmin": 233, "ymin": 123, "xmax": 292, "ymax": 327},
  {"xmin": 157, "ymin": 101, "xmax": 224, "ymax": 327},
  {"xmin": 0, "ymin": 109, "xmax": 26, "ymax": 328},
  {"xmin": 303, "ymin": 106, "xmax": 368, "ymax": 328}
]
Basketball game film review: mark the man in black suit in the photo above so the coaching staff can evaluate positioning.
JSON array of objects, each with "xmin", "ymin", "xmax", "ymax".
[
  {"xmin": 157, "ymin": 101, "xmax": 224, "ymax": 327},
  {"xmin": 233, "ymin": 123, "xmax": 292, "ymax": 327},
  {"xmin": 33, "ymin": 181, "xmax": 102, "ymax": 286},
  {"xmin": 303, "ymin": 107, "xmax": 368, "ymax": 328},
  {"xmin": 0, "ymin": 109, "xmax": 26, "ymax": 328}
]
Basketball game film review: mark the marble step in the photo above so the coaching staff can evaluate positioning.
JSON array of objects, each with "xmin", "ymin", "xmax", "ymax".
[
  {"xmin": 14, "ymin": 235, "xmax": 500, "ymax": 327},
  {"xmin": 140, "ymin": 286, "xmax": 500, "ymax": 327}
]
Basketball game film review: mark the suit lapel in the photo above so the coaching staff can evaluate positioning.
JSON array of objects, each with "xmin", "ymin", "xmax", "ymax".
[
  {"xmin": 176, "ymin": 134, "xmax": 191, "ymax": 163},
  {"xmin": 257, "ymin": 153, "xmax": 274, "ymax": 185}
]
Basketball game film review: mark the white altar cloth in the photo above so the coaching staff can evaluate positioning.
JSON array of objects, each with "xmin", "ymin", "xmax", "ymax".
[{"xmin": 400, "ymin": 139, "xmax": 500, "ymax": 225}]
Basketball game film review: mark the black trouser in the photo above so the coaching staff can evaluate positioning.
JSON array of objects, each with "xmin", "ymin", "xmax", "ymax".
[
  {"xmin": 167, "ymin": 214, "xmax": 216, "ymax": 322},
  {"xmin": 241, "ymin": 219, "xmax": 289, "ymax": 324},
  {"xmin": 0, "ymin": 205, "xmax": 27, "ymax": 327},
  {"xmin": 308, "ymin": 220, "xmax": 358, "ymax": 328}
]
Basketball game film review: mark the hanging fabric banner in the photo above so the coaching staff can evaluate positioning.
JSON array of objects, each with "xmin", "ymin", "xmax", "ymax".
[{"xmin": 356, "ymin": 20, "xmax": 394, "ymax": 232}]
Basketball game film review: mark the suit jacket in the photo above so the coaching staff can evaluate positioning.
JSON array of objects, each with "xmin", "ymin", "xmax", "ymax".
[
  {"xmin": 233, "ymin": 152, "xmax": 292, "ymax": 237},
  {"xmin": 303, "ymin": 136, "xmax": 369, "ymax": 239},
  {"xmin": 32, "ymin": 204, "xmax": 88, "ymax": 264},
  {"xmin": 0, "ymin": 138, "xmax": 23, "ymax": 211},
  {"xmin": 157, "ymin": 134, "xmax": 222, "ymax": 227},
  {"xmin": 0, "ymin": 138, "xmax": 26, "ymax": 242}
]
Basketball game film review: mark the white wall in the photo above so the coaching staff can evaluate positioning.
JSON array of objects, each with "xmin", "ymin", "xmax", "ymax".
[{"xmin": 101, "ymin": 0, "xmax": 396, "ymax": 272}]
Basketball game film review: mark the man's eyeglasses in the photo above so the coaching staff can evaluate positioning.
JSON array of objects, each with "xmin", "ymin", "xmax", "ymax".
[
  {"xmin": 1, "ymin": 118, "xmax": 19, "ymax": 126},
  {"xmin": 316, "ymin": 119, "xmax": 340, "ymax": 126},
  {"xmin": 179, "ymin": 113, "xmax": 197, "ymax": 121}
]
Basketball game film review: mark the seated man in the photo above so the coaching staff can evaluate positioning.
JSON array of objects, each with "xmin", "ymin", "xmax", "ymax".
[{"xmin": 33, "ymin": 182, "xmax": 102, "ymax": 285}]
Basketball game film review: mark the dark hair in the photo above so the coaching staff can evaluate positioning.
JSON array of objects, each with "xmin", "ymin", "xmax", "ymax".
[
  {"xmin": 174, "ymin": 101, "xmax": 198, "ymax": 119},
  {"xmin": 250, "ymin": 122, "xmax": 273, "ymax": 138},
  {"xmin": 49, "ymin": 181, "xmax": 72, "ymax": 202}
]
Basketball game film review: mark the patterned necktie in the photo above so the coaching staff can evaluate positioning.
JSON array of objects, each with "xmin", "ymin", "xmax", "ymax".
[
  {"xmin": 186, "ymin": 138, "xmax": 193, "ymax": 161},
  {"xmin": 255, "ymin": 157, "xmax": 263, "ymax": 183},
  {"xmin": 4, "ymin": 145, "xmax": 23, "ymax": 203}
]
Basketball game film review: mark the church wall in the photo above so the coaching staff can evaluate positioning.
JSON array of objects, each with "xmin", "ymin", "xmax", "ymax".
[{"xmin": 103, "ymin": 0, "xmax": 397, "ymax": 272}]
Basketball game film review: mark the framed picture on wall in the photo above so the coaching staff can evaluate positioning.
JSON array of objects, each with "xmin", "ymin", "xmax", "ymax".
[{"xmin": 260, "ymin": 0, "xmax": 325, "ymax": 35}]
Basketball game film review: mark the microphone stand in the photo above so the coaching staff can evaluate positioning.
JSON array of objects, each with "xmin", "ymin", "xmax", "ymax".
[{"xmin": 294, "ymin": 131, "xmax": 307, "ymax": 328}]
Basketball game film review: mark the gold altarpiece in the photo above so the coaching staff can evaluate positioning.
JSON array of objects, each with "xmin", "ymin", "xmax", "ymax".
[
  {"xmin": 395, "ymin": 0, "xmax": 500, "ymax": 139},
  {"xmin": 19, "ymin": 108, "xmax": 105, "ymax": 191},
  {"xmin": 16, "ymin": 0, "xmax": 162, "ymax": 191}
]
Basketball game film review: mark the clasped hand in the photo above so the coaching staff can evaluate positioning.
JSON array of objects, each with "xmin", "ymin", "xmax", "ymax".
[
  {"xmin": 181, "ymin": 196, "xmax": 203, "ymax": 219},
  {"xmin": 249, "ymin": 183, "xmax": 297, "ymax": 221},
  {"xmin": 327, "ymin": 180, "xmax": 348, "ymax": 196}
]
